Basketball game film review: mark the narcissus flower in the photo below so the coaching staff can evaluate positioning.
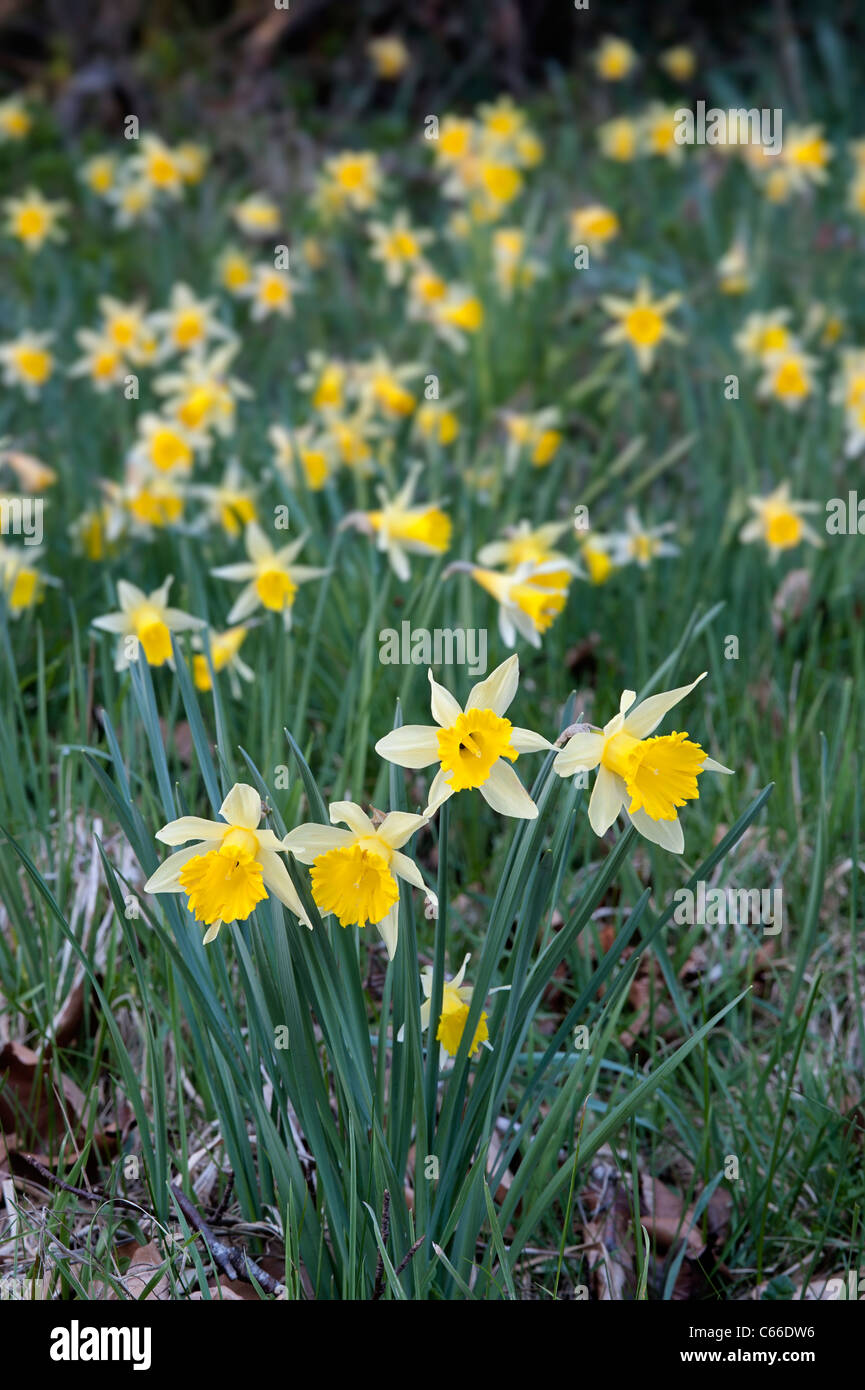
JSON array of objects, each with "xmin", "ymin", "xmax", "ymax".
[
  {"xmin": 68, "ymin": 330, "xmax": 126, "ymax": 391},
  {"xmin": 367, "ymin": 35, "xmax": 410, "ymax": 80},
  {"xmin": 609, "ymin": 506, "xmax": 679, "ymax": 569},
  {"xmin": 129, "ymin": 413, "xmax": 199, "ymax": 474},
  {"xmin": 154, "ymin": 343, "xmax": 251, "ymax": 437},
  {"xmin": 642, "ymin": 103, "xmax": 685, "ymax": 163},
  {"xmin": 80, "ymin": 154, "xmax": 117, "ymax": 197},
  {"xmin": 216, "ymin": 246, "xmax": 254, "ymax": 295},
  {"xmin": 0, "ymin": 97, "xmax": 32, "ymax": 142},
  {"xmin": 570, "ymin": 204, "xmax": 620, "ymax": 257},
  {"xmin": 150, "ymin": 283, "xmax": 231, "ymax": 356},
  {"xmin": 594, "ymin": 36, "xmax": 637, "ymax": 81},
  {"xmin": 659, "ymin": 45, "xmax": 696, "ymax": 82},
  {"xmin": 400, "ymin": 954, "xmax": 497, "ymax": 1060},
  {"xmin": 476, "ymin": 518, "xmax": 580, "ymax": 576},
  {"xmin": 242, "ymin": 265, "xmax": 297, "ymax": 321},
  {"xmin": 232, "ymin": 193, "xmax": 281, "ymax": 238},
  {"xmin": 554, "ymin": 674, "xmax": 733, "ymax": 853},
  {"xmin": 375, "ymin": 655, "xmax": 553, "ymax": 819},
  {"xmin": 598, "ymin": 116, "xmax": 638, "ymax": 162},
  {"xmin": 211, "ymin": 521, "xmax": 327, "ymax": 629},
  {"xmin": 269, "ymin": 423, "xmax": 332, "ymax": 491},
  {"xmin": 91, "ymin": 575, "xmax": 203, "ymax": 669},
  {"xmin": 191, "ymin": 625, "xmax": 254, "ymax": 696},
  {"xmin": 716, "ymin": 239, "xmax": 751, "ymax": 295},
  {"xmin": 317, "ymin": 150, "xmax": 383, "ymax": 215},
  {"xmin": 0, "ymin": 331, "xmax": 55, "ymax": 398},
  {"xmin": 368, "ymin": 211, "xmax": 432, "ymax": 285},
  {"xmin": 3, "ymin": 188, "xmax": 67, "ymax": 251},
  {"xmin": 756, "ymin": 348, "xmax": 817, "ymax": 410},
  {"xmin": 132, "ymin": 135, "xmax": 185, "ymax": 197},
  {"xmin": 454, "ymin": 561, "xmax": 571, "ymax": 648},
  {"xmin": 783, "ymin": 123, "xmax": 832, "ymax": 191},
  {"xmin": 602, "ymin": 280, "xmax": 684, "ymax": 372},
  {"xmin": 733, "ymin": 309, "xmax": 794, "ymax": 364},
  {"xmin": 0, "ymin": 542, "xmax": 50, "ymax": 616},
  {"xmin": 144, "ymin": 783, "xmax": 311, "ymax": 943},
  {"xmin": 341, "ymin": 463, "xmax": 451, "ymax": 581},
  {"xmin": 739, "ymin": 482, "xmax": 823, "ymax": 559},
  {"xmin": 283, "ymin": 802, "xmax": 429, "ymax": 958},
  {"xmin": 189, "ymin": 460, "xmax": 258, "ymax": 537},
  {"xmin": 502, "ymin": 408, "xmax": 563, "ymax": 471}
]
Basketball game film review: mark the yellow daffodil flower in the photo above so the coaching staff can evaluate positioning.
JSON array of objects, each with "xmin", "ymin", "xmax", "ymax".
[
  {"xmin": 191, "ymin": 626, "xmax": 254, "ymax": 696},
  {"xmin": 375, "ymin": 655, "xmax": 553, "ymax": 820},
  {"xmin": 3, "ymin": 188, "xmax": 67, "ymax": 252},
  {"xmin": 367, "ymin": 35, "xmax": 410, "ymax": 80},
  {"xmin": 232, "ymin": 193, "xmax": 281, "ymax": 238},
  {"xmin": 608, "ymin": 506, "xmax": 679, "ymax": 569},
  {"xmin": 91, "ymin": 575, "xmax": 203, "ymax": 669},
  {"xmin": 0, "ymin": 331, "xmax": 55, "ymax": 398},
  {"xmin": 602, "ymin": 280, "xmax": 684, "ymax": 372},
  {"xmin": 144, "ymin": 783, "xmax": 311, "ymax": 944},
  {"xmin": 739, "ymin": 482, "xmax": 823, "ymax": 559},
  {"xmin": 341, "ymin": 463, "xmax": 451, "ymax": 581},
  {"xmin": 756, "ymin": 347, "xmax": 817, "ymax": 410},
  {"xmin": 283, "ymin": 802, "xmax": 429, "ymax": 958},
  {"xmin": 570, "ymin": 204, "xmax": 620, "ymax": 257},
  {"xmin": 211, "ymin": 521, "xmax": 327, "ymax": 629},
  {"xmin": 554, "ymin": 673, "xmax": 733, "ymax": 853},
  {"xmin": 594, "ymin": 36, "xmax": 637, "ymax": 82}
]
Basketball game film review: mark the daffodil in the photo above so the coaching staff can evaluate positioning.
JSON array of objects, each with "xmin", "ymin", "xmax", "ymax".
[
  {"xmin": 367, "ymin": 35, "xmax": 410, "ymax": 80},
  {"xmin": 716, "ymin": 239, "xmax": 751, "ymax": 295},
  {"xmin": 0, "ymin": 446, "xmax": 56, "ymax": 491},
  {"xmin": 756, "ymin": 346, "xmax": 817, "ymax": 410},
  {"xmin": 601, "ymin": 280, "xmax": 684, "ymax": 372},
  {"xmin": 283, "ymin": 802, "xmax": 429, "ymax": 957},
  {"xmin": 211, "ymin": 521, "xmax": 327, "ymax": 629},
  {"xmin": 491, "ymin": 227, "xmax": 542, "ymax": 298},
  {"xmin": 399, "ymin": 954, "xmax": 500, "ymax": 1060},
  {"xmin": 783, "ymin": 123, "xmax": 832, "ymax": 192},
  {"xmin": 189, "ymin": 460, "xmax": 259, "ymax": 538},
  {"xmin": 431, "ymin": 285, "xmax": 485, "ymax": 351},
  {"xmin": 357, "ymin": 354, "xmax": 420, "ymax": 418},
  {"xmin": 68, "ymin": 330, "xmax": 126, "ymax": 391},
  {"xmin": 341, "ymin": 463, "xmax": 451, "ymax": 580},
  {"xmin": 502, "ymin": 408, "xmax": 563, "ymax": 471},
  {"xmin": 175, "ymin": 142, "xmax": 209, "ymax": 184},
  {"xmin": 80, "ymin": 154, "xmax": 117, "ymax": 197},
  {"xmin": 216, "ymin": 246, "xmax": 254, "ymax": 295},
  {"xmin": 0, "ymin": 331, "xmax": 55, "ymax": 398},
  {"xmin": 579, "ymin": 532, "xmax": 617, "ymax": 585},
  {"xmin": 144, "ymin": 783, "xmax": 311, "ymax": 944},
  {"xmin": 570, "ymin": 204, "xmax": 620, "ymax": 257},
  {"xmin": 150, "ymin": 283, "xmax": 231, "ymax": 356},
  {"xmin": 554, "ymin": 674, "xmax": 733, "ymax": 853},
  {"xmin": 298, "ymin": 352, "xmax": 349, "ymax": 414},
  {"xmin": 453, "ymin": 561, "xmax": 571, "ymax": 648},
  {"xmin": 598, "ymin": 116, "xmax": 638, "ymax": 162},
  {"xmin": 608, "ymin": 506, "xmax": 679, "ymax": 569},
  {"xmin": 97, "ymin": 296, "xmax": 150, "ymax": 357},
  {"xmin": 642, "ymin": 103, "xmax": 685, "ymax": 163},
  {"xmin": 0, "ymin": 542, "xmax": 50, "ymax": 616},
  {"xmin": 368, "ymin": 211, "xmax": 431, "ymax": 285},
  {"xmin": 108, "ymin": 173, "xmax": 159, "ymax": 228},
  {"xmin": 191, "ymin": 626, "xmax": 254, "ymax": 696},
  {"xmin": 232, "ymin": 193, "xmax": 281, "ymax": 238},
  {"xmin": 375, "ymin": 655, "xmax": 553, "ymax": 819},
  {"xmin": 0, "ymin": 97, "xmax": 32, "ymax": 142},
  {"xmin": 476, "ymin": 518, "xmax": 580, "ymax": 576},
  {"xmin": 317, "ymin": 150, "xmax": 383, "ymax": 216},
  {"xmin": 659, "ymin": 45, "xmax": 696, "ymax": 81},
  {"xmin": 3, "ymin": 188, "xmax": 67, "ymax": 251},
  {"xmin": 154, "ymin": 343, "xmax": 251, "ymax": 437},
  {"xmin": 129, "ymin": 413, "xmax": 199, "ymax": 474},
  {"xmin": 733, "ymin": 309, "xmax": 794, "ymax": 364},
  {"xmin": 269, "ymin": 423, "xmax": 332, "ymax": 491},
  {"xmin": 242, "ymin": 264, "xmax": 297, "ymax": 321},
  {"xmin": 131, "ymin": 135, "xmax": 185, "ymax": 197},
  {"xmin": 414, "ymin": 398, "xmax": 461, "ymax": 447},
  {"xmin": 91, "ymin": 575, "xmax": 203, "ymax": 669},
  {"xmin": 125, "ymin": 472, "xmax": 186, "ymax": 532},
  {"xmin": 594, "ymin": 36, "xmax": 637, "ymax": 81},
  {"xmin": 739, "ymin": 482, "xmax": 823, "ymax": 559}
]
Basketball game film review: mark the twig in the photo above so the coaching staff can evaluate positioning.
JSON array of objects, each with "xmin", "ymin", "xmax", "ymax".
[
  {"xmin": 371, "ymin": 1189, "xmax": 391, "ymax": 1301},
  {"xmin": 170, "ymin": 1182, "xmax": 283, "ymax": 1297},
  {"xmin": 20, "ymin": 1154, "xmax": 142, "ymax": 1211},
  {"xmin": 210, "ymin": 1171, "xmax": 235, "ymax": 1225}
]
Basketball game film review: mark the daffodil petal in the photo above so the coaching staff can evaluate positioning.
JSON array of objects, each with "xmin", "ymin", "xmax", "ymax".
[
  {"xmin": 428, "ymin": 668, "xmax": 462, "ymax": 727},
  {"xmin": 622, "ymin": 673, "xmax": 707, "ymax": 739},
  {"xmin": 282, "ymin": 824, "xmax": 353, "ymax": 861},
  {"xmin": 465, "ymin": 654, "xmax": 518, "ymax": 717},
  {"xmin": 510, "ymin": 726, "xmax": 555, "ymax": 753},
  {"xmin": 374, "ymin": 725, "xmax": 440, "ymax": 768},
  {"xmin": 259, "ymin": 848, "xmax": 312, "ymax": 926},
  {"xmin": 376, "ymin": 903, "xmax": 399, "ymax": 959},
  {"xmin": 330, "ymin": 801, "xmax": 376, "ymax": 837},
  {"xmin": 587, "ymin": 765, "xmax": 625, "ymax": 836},
  {"xmin": 479, "ymin": 760, "xmax": 538, "ymax": 819},
  {"xmin": 155, "ymin": 816, "xmax": 226, "ymax": 846},
  {"xmin": 145, "ymin": 841, "xmax": 212, "ymax": 893},
  {"xmin": 553, "ymin": 730, "xmax": 604, "ymax": 776},
  {"xmin": 377, "ymin": 811, "xmax": 428, "ymax": 850},
  {"xmin": 626, "ymin": 807, "xmax": 685, "ymax": 854},
  {"xmin": 219, "ymin": 782, "xmax": 262, "ymax": 830},
  {"xmin": 389, "ymin": 849, "xmax": 424, "ymax": 891},
  {"xmin": 702, "ymin": 756, "xmax": 735, "ymax": 775},
  {"xmin": 424, "ymin": 766, "xmax": 456, "ymax": 816}
]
